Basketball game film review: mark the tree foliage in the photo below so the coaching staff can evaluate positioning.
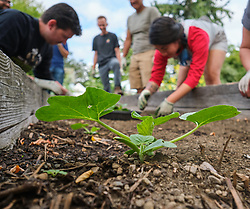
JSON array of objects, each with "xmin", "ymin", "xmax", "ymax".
[
  {"xmin": 221, "ymin": 45, "xmax": 246, "ymax": 83},
  {"xmin": 12, "ymin": 0, "xmax": 44, "ymax": 18},
  {"xmin": 152, "ymin": 0, "xmax": 233, "ymax": 25}
]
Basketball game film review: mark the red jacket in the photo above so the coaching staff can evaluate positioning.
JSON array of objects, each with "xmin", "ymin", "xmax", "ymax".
[{"xmin": 149, "ymin": 26, "xmax": 209, "ymax": 89}]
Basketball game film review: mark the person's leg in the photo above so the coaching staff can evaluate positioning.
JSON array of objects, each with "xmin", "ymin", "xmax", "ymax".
[
  {"xmin": 138, "ymin": 50, "xmax": 155, "ymax": 92},
  {"xmin": 204, "ymin": 49, "xmax": 226, "ymax": 85},
  {"xmin": 53, "ymin": 66, "xmax": 65, "ymax": 85},
  {"xmin": 109, "ymin": 57, "xmax": 123, "ymax": 94},
  {"xmin": 99, "ymin": 63, "xmax": 111, "ymax": 92},
  {"xmin": 109, "ymin": 57, "xmax": 121, "ymax": 87},
  {"xmin": 177, "ymin": 65, "xmax": 189, "ymax": 88},
  {"xmin": 129, "ymin": 54, "xmax": 142, "ymax": 92},
  {"xmin": 49, "ymin": 66, "xmax": 55, "ymax": 80}
]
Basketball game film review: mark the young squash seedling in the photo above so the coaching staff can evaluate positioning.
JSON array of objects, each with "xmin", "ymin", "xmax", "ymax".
[
  {"xmin": 71, "ymin": 123, "xmax": 100, "ymax": 135},
  {"xmin": 35, "ymin": 87, "xmax": 240, "ymax": 162}
]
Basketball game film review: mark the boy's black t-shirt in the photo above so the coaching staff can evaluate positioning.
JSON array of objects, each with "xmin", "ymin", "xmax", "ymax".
[{"xmin": 0, "ymin": 9, "xmax": 53, "ymax": 80}]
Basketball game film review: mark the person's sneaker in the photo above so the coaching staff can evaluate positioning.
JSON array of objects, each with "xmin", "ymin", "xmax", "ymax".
[{"xmin": 114, "ymin": 86, "xmax": 124, "ymax": 95}]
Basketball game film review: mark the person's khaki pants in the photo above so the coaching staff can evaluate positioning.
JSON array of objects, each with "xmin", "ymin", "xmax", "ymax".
[{"xmin": 129, "ymin": 50, "xmax": 155, "ymax": 89}]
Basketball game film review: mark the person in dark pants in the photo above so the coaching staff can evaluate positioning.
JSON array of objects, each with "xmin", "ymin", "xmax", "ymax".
[{"xmin": 92, "ymin": 16, "xmax": 123, "ymax": 95}]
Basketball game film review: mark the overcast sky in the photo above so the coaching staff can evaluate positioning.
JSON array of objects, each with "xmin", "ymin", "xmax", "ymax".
[{"xmin": 38, "ymin": 0, "xmax": 248, "ymax": 65}]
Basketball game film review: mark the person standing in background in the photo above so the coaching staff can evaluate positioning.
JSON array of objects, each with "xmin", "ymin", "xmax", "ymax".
[
  {"xmin": 122, "ymin": 0, "xmax": 160, "ymax": 94},
  {"xmin": 50, "ymin": 42, "xmax": 69, "ymax": 85},
  {"xmin": 92, "ymin": 16, "xmax": 123, "ymax": 95},
  {"xmin": 239, "ymin": 0, "xmax": 250, "ymax": 98},
  {"xmin": 0, "ymin": 0, "xmax": 11, "ymax": 9}
]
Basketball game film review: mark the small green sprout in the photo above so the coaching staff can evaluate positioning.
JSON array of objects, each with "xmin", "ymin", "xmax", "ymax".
[
  {"xmin": 35, "ymin": 87, "xmax": 240, "ymax": 162},
  {"xmin": 71, "ymin": 123, "xmax": 100, "ymax": 134},
  {"xmin": 43, "ymin": 169, "xmax": 67, "ymax": 177}
]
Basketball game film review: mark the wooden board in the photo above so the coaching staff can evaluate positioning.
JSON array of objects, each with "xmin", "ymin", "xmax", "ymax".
[
  {"xmin": 119, "ymin": 83, "xmax": 250, "ymax": 118},
  {"xmin": 0, "ymin": 50, "xmax": 49, "ymax": 149}
]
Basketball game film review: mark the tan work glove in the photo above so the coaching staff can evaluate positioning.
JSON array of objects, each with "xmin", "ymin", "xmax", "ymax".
[
  {"xmin": 138, "ymin": 89, "xmax": 151, "ymax": 110},
  {"xmin": 238, "ymin": 70, "xmax": 250, "ymax": 98},
  {"xmin": 34, "ymin": 78, "xmax": 68, "ymax": 95},
  {"xmin": 155, "ymin": 99, "xmax": 174, "ymax": 117}
]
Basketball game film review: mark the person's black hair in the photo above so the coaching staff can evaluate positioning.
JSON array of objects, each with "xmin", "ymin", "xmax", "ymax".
[
  {"xmin": 149, "ymin": 16, "xmax": 187, "ymax": 47},
  {"xmin": 41, "ymin": 3, "xmax": 82, "ymax": 36}
]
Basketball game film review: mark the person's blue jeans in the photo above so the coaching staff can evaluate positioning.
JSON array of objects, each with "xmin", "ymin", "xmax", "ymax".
[
  {"xmin": 50, "ymin": 66, "xmax": 65, "ymax": 85},
  {"xmin": 99, "ymin": 57, "xmax": 121, "ymax": 93}
]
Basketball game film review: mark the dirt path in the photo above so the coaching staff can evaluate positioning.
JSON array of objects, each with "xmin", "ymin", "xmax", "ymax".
[{"xmin": 0, "ymin": 117, "xmax": 249, "ymax": 209}]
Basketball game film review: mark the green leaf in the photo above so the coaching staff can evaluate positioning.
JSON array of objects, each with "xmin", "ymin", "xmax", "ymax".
[
  {"xmin": 125, "ymin": 149, "xmax": 135, "ymax": 155},
  {"xmin": 36, "ymin": 87, "xmax": 121, "ymax": 122},
  {"xmin": 70, "ymin": 123, "xmax": 89, "ymax": 130},
  {"xmin": 43, "ymin": 170, "xmax": 67, "ymax": 177},
  {"xmin": 90, "ymin": 127, "xmax": 100, "ymax": 133},
  {"xmin": 180, "ymin": 105, "xmax": 240, "ymax": 127},
  {"xmin": 131, "ymin": 111, "xmax": 151, "ymax": 121},
  {"xmin": 143, "ymin": 139, "xmax": 176, "ymax": 154},
  {"xmin": 130, "ymin": 134, "xmax": 155, "ymax": 145},
  {"xmin": 137, "ymin": 117, "xmax": 154, "ymax": 136},
  {"xmin": 154, "ymin": 112, "xmax": 180, "ymax": 126}
]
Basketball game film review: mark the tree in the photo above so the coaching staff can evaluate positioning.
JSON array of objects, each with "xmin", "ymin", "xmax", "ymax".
[
  {"xmin": 152, "ymin": 0, "xmax": 233, "ymax": 25},
  {"xmin": 12, "ymin": 0, "xmax": 44, "ymax": 18},
  {"xmin": 221, "ymin": 45, "xmax": 246, "ymax": 83}
]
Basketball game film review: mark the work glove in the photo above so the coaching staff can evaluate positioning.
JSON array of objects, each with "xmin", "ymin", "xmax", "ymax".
[
  {"xmin": 238, "ymin": 71, "xmax": 250, "ymax": 98},
  {"xmin": 121, "ymin": 57, "xmax": 127, "ymax": 69},
  {"xmin": 155, "ymin": 99, "xmax": 174, "ymax": 117},
  {"xmin": 34, "ymin": 78, "xmax": 64, "ymax": 95},
  {"xmin": 138, "ymin": 89, "xmax": 151, "ymax": 110}
]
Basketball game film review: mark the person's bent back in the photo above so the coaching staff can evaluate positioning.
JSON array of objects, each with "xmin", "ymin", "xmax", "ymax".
[{"xmin": 0, "ymin": 3, "xmax": 81, "ymax": 95}]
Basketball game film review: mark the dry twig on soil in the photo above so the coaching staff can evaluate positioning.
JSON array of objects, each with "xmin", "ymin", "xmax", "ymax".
[{"xmin": 225, "ymin": 177, "xmax": 245, "ymax": 209}]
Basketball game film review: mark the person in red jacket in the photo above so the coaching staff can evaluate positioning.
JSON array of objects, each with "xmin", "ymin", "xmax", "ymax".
[{"xmin": 138, "ymin": 16, "xmax": 227, "ymax": 116}]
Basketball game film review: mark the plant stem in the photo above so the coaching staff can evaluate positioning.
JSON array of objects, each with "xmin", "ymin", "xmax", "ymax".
[
  {"xmin": 115, "ymin": 137, "xmax": 140, "ymax": 153},
  {"xmin": 97, "ymin": 120, "xmax": 130, "ymax": 141},
  {"xmin": 97, "ymin": 120, "xmax": 141, "ymax": 155},
  {"xmin": 169, "ymin": 125, "xmax": 199, "ymax": 143}
]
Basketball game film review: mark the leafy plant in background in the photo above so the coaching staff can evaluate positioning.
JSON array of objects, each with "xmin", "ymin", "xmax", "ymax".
[{"xmin": 35, "ymin": 87, "xmax": 240, "ymax": 162}]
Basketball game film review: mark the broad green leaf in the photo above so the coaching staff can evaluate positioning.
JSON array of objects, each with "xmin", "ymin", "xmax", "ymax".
[
  {"xmin": 154, "ymin": 112, "xmax": 180, "ymax": 126},
  {"xmin": 131, "ymin": 111, "xmax": 151, "ymax": 121},
  {"xmin": 180, "ymin": 105, "xmax": 240, "ymax": 127},
  {"xmin": 36, "ymin": 87, "xmax": 121, "ymax": 122},
  {"xmin": 71, "ymin": 123, "xmax": 89, "ymax": 130},
  {"xmin": 130, "ymin": 134, "xmax": 154, "ymax": 145},
  {"xmin": 137, "ymin": 117, "xmax": 154, "ymax": 135},
  {"xmin": 162, "ymin": 141, "xmax": 177, "ymax": 148},
  {"xmin": 143, "ymin": 139, "xmax": 177, "ymax": 154}
]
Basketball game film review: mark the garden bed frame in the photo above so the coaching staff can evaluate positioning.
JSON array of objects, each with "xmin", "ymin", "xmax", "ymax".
[
  {"xmin": 0, "ymin": 50, "xmax": 49, "ymax": 149},
  {"xmin": 119, "ymin": 83, "xmax": 250, "ymax": 118},
  {"xmin": 1, "ymin": 49, "xmax": 249, "ymax": 149}
]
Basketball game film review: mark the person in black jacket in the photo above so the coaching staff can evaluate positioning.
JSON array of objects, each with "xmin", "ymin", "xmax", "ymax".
[
  {"xmin": 0, "ymin": 0, "xmax": 11, "ymax": 9},
  {"xmin": 0, "ymin": 3, "xmax": 82, "ymax": 95}
]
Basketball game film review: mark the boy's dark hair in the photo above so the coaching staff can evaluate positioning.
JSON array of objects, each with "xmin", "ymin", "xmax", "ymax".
[
  {"xmin": 41, "ymin": 3, "xmax": 82, "ymax": 36},
  {"xmin": 149, "ymin": 16, "xmax": 187, "ymax": 47}
]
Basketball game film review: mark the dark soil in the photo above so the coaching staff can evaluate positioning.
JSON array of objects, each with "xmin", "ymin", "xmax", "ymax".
[{"xmin": 0, "ymin": 116, "xmax": 249, "ymax": 209}]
